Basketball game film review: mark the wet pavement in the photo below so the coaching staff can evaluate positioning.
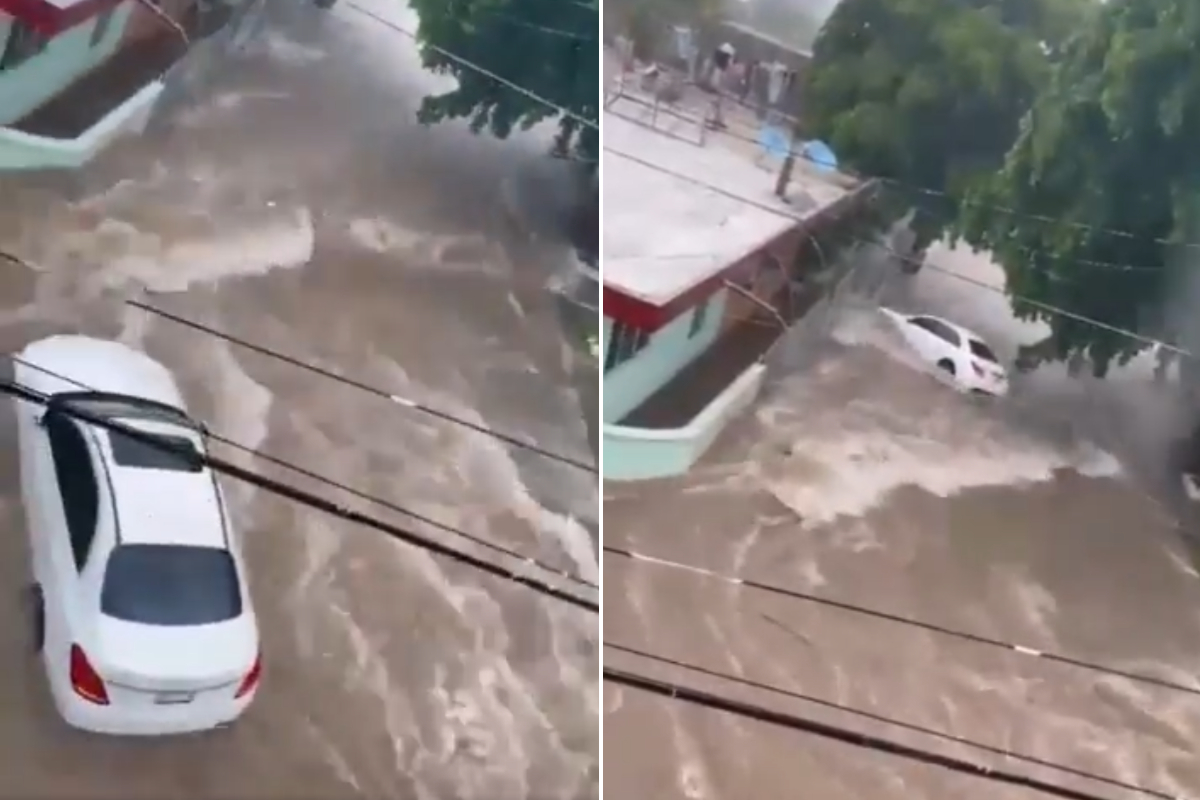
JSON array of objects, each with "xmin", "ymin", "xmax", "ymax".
[
  {"xmin": 0, "ymin": 4, "xmax": 597, "ymax": 798},
  {"xmin": 604, "ymin": 244, "xmax": 1200, "ymax": 799}
]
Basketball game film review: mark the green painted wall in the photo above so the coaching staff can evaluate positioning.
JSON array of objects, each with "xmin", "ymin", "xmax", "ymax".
[
  {"xmin": 0, "ymin": 4, "xmax": 134, "ymax": 126},
  {"xmin": 602, "ymin": 289, "xmax": 728, "ymax": 423},
  {"xmin": 603, "ymin": 362, "xmax": 767, "ymax": 481}
]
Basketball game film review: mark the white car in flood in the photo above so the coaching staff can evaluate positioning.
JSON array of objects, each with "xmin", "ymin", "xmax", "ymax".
[
  {"xmin": 12, "ymin": 336, "xmax": 261, "ymax": 736},
  {"xmin": 880, "ymin": 308, "xmax": 1009, "ymax": 396}
]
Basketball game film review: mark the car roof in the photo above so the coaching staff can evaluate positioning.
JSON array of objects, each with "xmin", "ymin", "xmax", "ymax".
[
  {"xmin": 87, "ymin": 421, "xmax": 229, "ymax": 550},
  {"xmin": 916, "ymin": 314, "xmax": 987, "ymax": 345},
  {"xmin": 18, "ymin": 336, "xmax": 186, "ymax": 408}
]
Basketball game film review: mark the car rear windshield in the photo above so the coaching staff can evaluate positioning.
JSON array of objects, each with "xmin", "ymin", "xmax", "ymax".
[
  {"xmin": 107, "ymin": 429, "xmax": 202, "ymax": 472},
  {"xmin": 969, "ymin": 340, "xmax": 999, "ymax": 363},
  {"xmin": 101, "ymin": 544, "xmax": 242, "ymax": 626}
]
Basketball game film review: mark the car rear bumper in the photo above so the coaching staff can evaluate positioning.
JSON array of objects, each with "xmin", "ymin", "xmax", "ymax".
[
  {"xmin": 963, "ymin": 374, "xmax": 1008, "ymax": 396},
  {"xmin": 56, "ymin": 688, "xmax": 254, "ymax": 736}
]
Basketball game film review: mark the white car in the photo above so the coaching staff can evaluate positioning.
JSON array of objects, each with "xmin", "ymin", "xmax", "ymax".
[
  {"xmin": 12, "ymin": 335, "xmax": 260, "ymax": 736},
  {"xmin": 880, "ymin": 308, "xmax": 1009, "ymax": 396}
]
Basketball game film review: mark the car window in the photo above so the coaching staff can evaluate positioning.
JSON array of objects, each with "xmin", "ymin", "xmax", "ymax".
[
  {"xmin": 101, "ymin": 544, "xmax": 242, "ymax": 626},
  {"xmin": 44, "ymin": 413, "xmax": 100, "ymax": 571},
  {"xmin": 57, "ymin": 394, "xmax": 198, "ymax": 428},
  {"xmin": 909, "ymin": 316, "xmax": 961, "ymax": 346},
  {"xmin": 107, "ymin": 429, "xmax": 202, "ymax": 472},
  {"xmin": 969, "ymin": 339, "xmax": 998, "ymax": 363}
]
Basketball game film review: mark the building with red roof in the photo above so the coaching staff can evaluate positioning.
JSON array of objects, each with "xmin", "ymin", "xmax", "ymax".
[{"xmin": 603, "ymin": 99, "xmax": 873, "ymax": 480}]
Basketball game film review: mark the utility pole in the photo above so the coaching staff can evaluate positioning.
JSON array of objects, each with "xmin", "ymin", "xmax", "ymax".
[{"xmin": 774, "ymin": 121, "xmax": 802, "ymax": 200}]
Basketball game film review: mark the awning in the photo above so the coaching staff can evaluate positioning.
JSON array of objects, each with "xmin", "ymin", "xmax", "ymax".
[{"xmin": 0, "ymin": 0, "xmax": 126, "ymax": 36}]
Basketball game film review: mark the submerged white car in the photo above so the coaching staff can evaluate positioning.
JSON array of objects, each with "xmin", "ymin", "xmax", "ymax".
[
  {"xmin": 12, "ymin": 336, "xmax": 261, "ymax": 736},
  {"xmin": 880, "ymin": 308, "xmax": 1009, "ymax": 396}
]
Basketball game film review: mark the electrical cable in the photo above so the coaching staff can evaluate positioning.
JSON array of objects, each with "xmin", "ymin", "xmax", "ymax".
[
  {"xmin": 489, "ymin": 11, "xmax": 594, "ymax": 41},
  {"xmin": 604, "ymin": 668, "xmax": 1138, "ymax": 800},
  {"xmin": 124, "ymin": 298, "xmax": 598, "ymax": 473},
  {"xmin": 133, "ymin": 0, "xmax": 190, "ymax": 45},
  {"xmin": 604, "ymin": 146, "xmax": 1194, "ymax": 357},
  {"xmin": 0, "ymin": 374, "xmax": 597, "ymax": 612},
  {"xmin": 882, "ymin": 245, "xmax": 1193, "ymax": 357},
  {"xmin": 605, "ymin": 641, "xmax": 1181, "ymax": 800},
  {"xmin": 603, "ymin": 545, "xmax": 1200, "ymax": 698},
  {"xmin": 5, "ymin": 351, "xmax": 596, "ymax": 590},
  {"xmin": 342, "ymin": 1, "xmax": 598, "ymax": 131}
]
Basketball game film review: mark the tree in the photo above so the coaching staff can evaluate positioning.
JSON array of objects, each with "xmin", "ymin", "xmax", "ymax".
[
  {"xmin": 410, "ymin": 0, "xmax": 598, "ymax": 166},
  {"xmin": 802, "ymin": 0, "xmax": 1088, "ymax": 253},
  {"xmin": 956, "ymin": 0, "xmax": 1200, "ymax": 377}
]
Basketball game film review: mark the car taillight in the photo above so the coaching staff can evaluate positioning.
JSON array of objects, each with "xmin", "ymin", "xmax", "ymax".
[
  {"xmin": 234, "ymin": 652, "xmax": 261, "ymax": 699},
  {"xmin": 69, "ymin": 645, "xmax": 109, "ymax": 705}
]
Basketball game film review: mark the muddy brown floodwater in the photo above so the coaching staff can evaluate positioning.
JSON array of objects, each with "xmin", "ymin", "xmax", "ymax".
[
  {"xmin": 0, "ymin": 4, "xmax": 597, "ymax": 799},
  {"xmin": 604, "ymin": 246, "xmax": 1200, "ymax": 800}
]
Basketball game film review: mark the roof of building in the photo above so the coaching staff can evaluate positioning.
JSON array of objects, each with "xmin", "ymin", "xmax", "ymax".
[
  {"xmin": 719, "ymin": 20, "xmax": 814, "ymax": 59},
  {"xmin": 604, "ymin": 105, "xmax": 849, "ymax": 307}
]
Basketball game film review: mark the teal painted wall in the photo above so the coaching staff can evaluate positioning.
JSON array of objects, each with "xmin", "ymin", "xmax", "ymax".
[
  {"xmin": 602, "ymin": 289, "xmax": 727, "ymax": 423},
  {"xmin": 0, "ymin": 4, "xmax": 134, "ymax": 126},
  {"xmin": 603, "ymin": 362, "xmax": 767, "ymax": 481}
]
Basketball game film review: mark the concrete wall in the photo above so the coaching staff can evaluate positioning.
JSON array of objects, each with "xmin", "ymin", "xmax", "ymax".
[
  {"xmin": 603, "ymin": 288, "xmax": 728, "ymax": 423},
  {"xmin": 603, "ymin": 362, "xmax": 767, "ymax": 481}
]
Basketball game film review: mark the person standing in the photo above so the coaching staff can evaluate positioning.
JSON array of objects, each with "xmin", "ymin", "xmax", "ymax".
[{"xmin": 707, "ymin": 42, "xmax": 735, "ymax": 129}]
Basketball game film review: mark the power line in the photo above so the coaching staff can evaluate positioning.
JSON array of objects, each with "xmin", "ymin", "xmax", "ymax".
[
  {"xmin": 7, "ymin": 352, "xmax": 597, "ymax": 590},
  {"xmin": 881, "ymin": 244, "xmax": 1193, "ymax": 357},
  {"xmin": 606, "ymin": 641, "xmax": 1181, "ymax": 800},
  {"xmin": 1, "ymin": 374, "xmax": 597, "ymax": 612},
  {"xmin": 489, "ymin": 11, "xmax": 594, "ymax": 41},
  {"xmin": 604, "ymin": 146, "xmax": 1193, "ymax": 356},
  {"xmin": 125, "ymin": 298, "xmax": 598, "ymax": 473},
  {"xmin": 603, "ymin": 545, "xmax": 1200, "ymax": 698},
  {"xmin": 342, "ymin": 1, "xmax": 598, "ymax": 131},
  {"xmin": 604, "ymin": 668, "xmax": 1130, "ymax": 800}
]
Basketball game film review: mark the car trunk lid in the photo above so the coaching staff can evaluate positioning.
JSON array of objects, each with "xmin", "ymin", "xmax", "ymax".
[{"xmin": 89, "ymin": 616, "xmax": 257, "ymax": 705}]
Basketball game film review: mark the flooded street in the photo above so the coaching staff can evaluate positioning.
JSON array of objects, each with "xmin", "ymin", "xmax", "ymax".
[
  {"xmin": 604, "ymin": 246, "xmax": 1200, "ymax": 799},
  {"xmin": 0, "ymin": 4, "xmax": 597, "ymax": 798}
]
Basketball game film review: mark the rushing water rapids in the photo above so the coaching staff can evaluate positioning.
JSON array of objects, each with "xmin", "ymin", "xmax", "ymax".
[
  {"xmin": 0, "ymin": 4, "xmax": 597, "ymax": 798},
  {"xmin": 604, "ymin": 245, "xmax": 1200, "ymax": 800}
]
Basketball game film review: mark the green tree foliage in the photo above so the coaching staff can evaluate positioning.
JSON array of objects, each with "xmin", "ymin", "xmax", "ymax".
[
  {"xmin": 803, "ymin": 0, "xmax": 1088, "ymax": 251},
  {"xmin": 411, "ymin": 0, "xmax": 598, "ymax": 165},
  {"xmin": 957, "ymin": 0, "xmax": 1200, "ymax": 376}
]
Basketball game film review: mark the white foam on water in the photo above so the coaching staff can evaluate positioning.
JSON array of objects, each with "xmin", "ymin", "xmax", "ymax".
[
  {"xmin": 377, "ymin": 356, "xmax": 599, "ymax": 586},
  {"xmin": 170, "ymin": 90, "xmax": 292, "ymax": 129},
  {"xmin": 89, "ymin": 207, "xmax": 315, "ymax": 294},
  {"xmin": 205, "ymin": 339, "xmax": 273, "ymax": 452},
  {"xmin": 348, "ymin": 217, "xmax": 427, "ymax": 253},
  {"xmin": 757, "ymin": 422, "xmax": 1116, "ymax": 529},
  {"xmin": 258, "ymin": 29, "xmax": 327, "ymax": 65},
  {"xmin": 274, "ymin": 353, "xmax": 596, "ymax": 799},
  {"xmin": 744, "ymin": 307, "xmax": 1123, "ymax": 528},
  {"xmin": 362, "ymin": 364, "xmax": 592, "ymax": 800},
  {"xmin": 345, "ymin": 217, "xmax": 510, "ymax": 279}
]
